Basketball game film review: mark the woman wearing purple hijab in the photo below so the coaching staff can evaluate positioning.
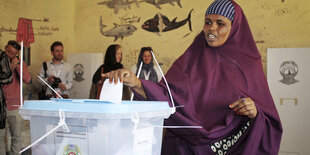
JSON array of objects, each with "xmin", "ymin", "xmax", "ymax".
[{"xmin": 104, "ymin": 0, "xmax": 282, "ymax": 154}]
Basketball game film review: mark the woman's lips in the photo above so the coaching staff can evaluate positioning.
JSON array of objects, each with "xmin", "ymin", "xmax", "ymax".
[{"xmin": 206, "ymin": 33, "xmax": 216, "ymax": 41}]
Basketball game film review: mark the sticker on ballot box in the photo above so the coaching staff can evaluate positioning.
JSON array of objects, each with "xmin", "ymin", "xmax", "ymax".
[
  {"xmin": 132, "ymin": 127, "xmax": 154, "ymax": 155},
  {"xmin": 55, "ymin": 125, "xmax": 88, "ymax": 155}
]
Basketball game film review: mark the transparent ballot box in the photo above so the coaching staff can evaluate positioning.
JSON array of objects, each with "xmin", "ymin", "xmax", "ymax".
[{"xmin": 19, "ymin": 99, "xmax": 173, "ymax": 155}]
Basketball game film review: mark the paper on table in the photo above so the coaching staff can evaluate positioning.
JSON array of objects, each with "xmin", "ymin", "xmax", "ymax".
[{"xmin": 99, "ymin": 78, "xmax": 123, "ymax": 104}]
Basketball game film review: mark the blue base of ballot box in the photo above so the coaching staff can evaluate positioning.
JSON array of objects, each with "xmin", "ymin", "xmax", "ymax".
[{"xmin": 19, "ymin": 99, "xmax": 173, "ymax": 155}]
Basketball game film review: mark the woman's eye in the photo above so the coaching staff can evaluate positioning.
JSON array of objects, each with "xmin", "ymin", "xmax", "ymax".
[
  {"xmin": 205, "ymin": 21, "xmax": 211, "ymax": 25},
  {"xmin": 218, "ymin": 22, "xmax": 225, "ymax": 26}
]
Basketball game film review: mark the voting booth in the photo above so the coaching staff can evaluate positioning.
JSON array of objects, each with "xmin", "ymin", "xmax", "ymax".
[
  {"xmin": 66, "ymin": 53, "xmax": 104, "ymax": 99},
  {"xmin": 267, "ymin": 48, "xmax": 310, "ymax": 155},
  {"xmin": 19, "ymin": 99, "xmax": 173, "ymax": 155}
]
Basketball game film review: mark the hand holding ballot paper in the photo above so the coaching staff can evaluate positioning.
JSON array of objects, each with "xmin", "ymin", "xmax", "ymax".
[
  {"xmin": 101, "ymin": 69, "xmax": 147, "ymax": 100},
  {"xmin": 99, "ymin": 78, "xmax": 123, "ymax": 104}
]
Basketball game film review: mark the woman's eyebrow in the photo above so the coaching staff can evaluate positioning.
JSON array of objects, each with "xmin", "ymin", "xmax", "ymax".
[{"xmin": 205, "ymin": 17, "xmax": 224, "ymax": 22}]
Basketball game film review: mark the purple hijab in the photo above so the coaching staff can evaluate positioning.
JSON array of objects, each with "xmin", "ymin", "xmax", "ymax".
[{"xmin": 135, "ymin": 1, "xmax": 282, "ymax": 154}]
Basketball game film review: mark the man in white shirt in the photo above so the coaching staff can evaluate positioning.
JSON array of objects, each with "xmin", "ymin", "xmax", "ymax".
[{"xmin": 39, "ymin": 41, "xmax": 73, "ymax": 98}]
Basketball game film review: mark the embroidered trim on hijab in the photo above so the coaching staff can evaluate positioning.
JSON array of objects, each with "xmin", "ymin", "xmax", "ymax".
[{"xmin": 205, "ymin": 0, "xmax": 235, "ymax": 22}]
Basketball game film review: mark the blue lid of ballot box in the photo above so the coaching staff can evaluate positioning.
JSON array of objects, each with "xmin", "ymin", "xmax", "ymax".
[{"xmin": 21, "ymin": 99, "xmax": 172, "ymax": 114}]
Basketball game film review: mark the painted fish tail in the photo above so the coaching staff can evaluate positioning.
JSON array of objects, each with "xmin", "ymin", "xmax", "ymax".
[
  {"xmin": 99, "ymin": 16, "xmax": 107, "ymax": 35},
  {"xmin": 134, "ymin": 0, "xmax": 140, "ymax": 8},
  {"xmin": 187, "ymin": 9, "xmax": 193, "ymax": 31},
  {"xmin": 176, "ymin": 0, "xmax": 182, "ymax": 8}
]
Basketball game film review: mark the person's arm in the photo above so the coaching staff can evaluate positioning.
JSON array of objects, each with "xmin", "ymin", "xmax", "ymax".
[
  {"xmin": 92, "ymin": 65, "xmax": 103, "ymax": 84},
  {"xmin": 0, "ymin": 52, "xmax": 12, "ymax": 84},
  {"xmin": 128, "ymin": 77, "xmax": 146, "ymax": 99},
  {"xmin": 88, "ymin": 66, "xmax": 103, "ymax": 99},
  {"xmin": 14, "ymin": 59, "xmax": 32, "ymax": 84}
]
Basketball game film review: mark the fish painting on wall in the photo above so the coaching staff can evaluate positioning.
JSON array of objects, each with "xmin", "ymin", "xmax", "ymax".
[
  {"xmin": 97, "ymin": 0, "xmax": 182, "ymax": 14},
  {"xmin": 142, "ymin": 9, "xmax": 193, "ymax": 35},
  {"xmin": 99, "ymin": 16, "xmax": 137, "ymax": 41},
  {"xmin": 97, "ymin": 0, "xmax": 140, "ymax": 14},
  {"xmin": 140, "ymin": 0, "xmax": 182, "ymax": 9}
]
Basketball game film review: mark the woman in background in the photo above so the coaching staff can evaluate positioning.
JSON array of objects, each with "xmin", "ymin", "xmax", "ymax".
[
  {"xmin": 131, "ymin": 47, "xmax": 162, "ymax": 82},
  {"xmin": 89, "ymin": 44, "xmax": 130, "ymax": 99}
]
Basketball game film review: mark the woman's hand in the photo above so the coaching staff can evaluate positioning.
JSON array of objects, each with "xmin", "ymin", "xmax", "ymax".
[
  {"xmin": 101, "ymin": 69, "xmax": 147, "ymax": 99},
  {"xmin": 101, "ymin": 69, "xmax": 138, "ymax": 86},
  {"xmin": 229, "ymin": 98, "xmax": 257, "ymax": 119}
]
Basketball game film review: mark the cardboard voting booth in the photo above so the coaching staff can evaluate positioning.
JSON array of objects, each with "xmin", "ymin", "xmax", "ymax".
[
  {"xmin": 267, "ymin": 48, "xmax": 310, "ymax": 155},
  {"xmin": 66, "ymin": 53, "xmax": 104, "ymax": 99},
  {"xmin": 19, "ymin": 99, "xmax": 173, "ymax": 155}
]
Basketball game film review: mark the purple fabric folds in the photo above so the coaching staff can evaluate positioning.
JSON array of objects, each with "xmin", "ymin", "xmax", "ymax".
[{"xmin": 135, "ymin": 1, "xmax": 282, "ymax": 154}]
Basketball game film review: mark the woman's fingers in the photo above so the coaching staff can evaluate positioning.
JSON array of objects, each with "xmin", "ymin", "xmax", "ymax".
[
  {"xmin": 118, "ymin": 69, "xmax": 131, "ymax": 83},
  {"xmin": 100, "ymin": 68, "xmax": 145, "ymax": 98},
  {"xmin": 101, "ymin": 73, "xmax": 109, "ymax": 78},
  {"xmin": 229, "ymin": 98, "xmax": 257, "ymax": 119},
  {"xmin": 101, "ymin": 69, "xmax": 133, "ymax": 85},
  {"xmin": 229, "ymin": 99, "xmax": 246, "ymax": 111}
]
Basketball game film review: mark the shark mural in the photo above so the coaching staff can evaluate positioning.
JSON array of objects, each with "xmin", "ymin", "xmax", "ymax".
[
  {"xmin": 140, "ymin": 0, "xmax": 182, "ymax": 9},
  {"xmin": 142, "ymin": 9, "xmax": 193, "ymax": 35},
  {"xmin": 97, "ymin": 0, "xmax": 140, "ymax": 14},
  {"xmin": 99, "ymin": 16, "xmax": 137, "ymax": 41}
]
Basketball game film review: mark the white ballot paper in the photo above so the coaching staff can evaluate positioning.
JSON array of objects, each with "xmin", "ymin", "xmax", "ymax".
[{"xmin": 99, "ymin": 78, "xmax": 123, "ymax": 104}]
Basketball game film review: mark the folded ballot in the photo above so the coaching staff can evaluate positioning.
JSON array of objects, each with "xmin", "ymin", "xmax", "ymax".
[{"xmin": 99, "ymin": 78, "xmax": 123, "ymax": 104}]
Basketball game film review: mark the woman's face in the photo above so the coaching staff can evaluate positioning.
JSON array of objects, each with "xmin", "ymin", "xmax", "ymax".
[
  {"xmin": 203, "ymin": 14, "xmax": 232, "ymax": 47},
  {"xmin": 115, "ymin": 47, "xmax": 122, "ymax": 63},
  {"xmin": 142, "ymin": 51, "xmax": 152, "ymax": 65}
]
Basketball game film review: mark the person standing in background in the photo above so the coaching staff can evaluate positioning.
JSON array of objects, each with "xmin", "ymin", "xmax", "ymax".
[
  {"xmin": 38, "ymin": 41, "xmax": 73, "ymax": 98},
  {"xmin": 89, "ymin": 44, "xmax": 130, "ymax": 100},
  {"xmin": 131, "ymin": 47, "xmax": 162, "ymax": 82},
  {"xmin": 0, "ymin": 40, "xmax": 32, "ymax": 155}
]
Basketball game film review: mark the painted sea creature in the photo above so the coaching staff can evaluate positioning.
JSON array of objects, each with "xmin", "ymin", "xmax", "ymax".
[
  {"xmin": 142, "ymin": 9, "xmax": 193, "ymax": 34},
  {"xmin": 99, "ymin": 16, "xmax": 137, "ymax": 41},
  {"xmin": 140, "ymin": 0, "xmax": 182, "ymax": 9},
  {"xmin": 97, "ymin": 0, "xmax": 140, "ymax": 14}
]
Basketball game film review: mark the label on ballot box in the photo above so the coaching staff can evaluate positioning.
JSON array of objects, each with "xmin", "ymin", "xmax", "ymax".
[{"xmin": 55, "ymin": 125, "xmax": 88, "ymax": 155}]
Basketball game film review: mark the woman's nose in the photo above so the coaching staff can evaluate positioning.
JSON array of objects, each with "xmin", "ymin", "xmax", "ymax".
[{"xmin": 210, "ymin": 24, "xmax": 216, "ymax": 31}]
